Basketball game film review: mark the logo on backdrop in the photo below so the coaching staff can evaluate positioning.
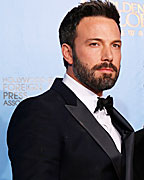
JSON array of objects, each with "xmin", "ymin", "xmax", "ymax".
[
  {"xmin": 2, "ymin": 77, "xmax": 54, "ymax": 106},
  {"xmin": 81, "ymin": 0, "xmax": 144, "ymax": 37}
]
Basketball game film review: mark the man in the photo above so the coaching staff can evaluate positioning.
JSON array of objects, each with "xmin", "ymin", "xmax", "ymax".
[
  {"xmin": 133, "ymin": 129, "xmax": 144, "ymax": 180},
  {"xmin": 7, "ymin": 1, "xmax": 134, "ymax": 180}
]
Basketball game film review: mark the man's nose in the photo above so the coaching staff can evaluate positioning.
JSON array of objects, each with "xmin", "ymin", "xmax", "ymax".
[{"xmin": 101, "ymin": 46, "xmax": 113, "ymax": 62}]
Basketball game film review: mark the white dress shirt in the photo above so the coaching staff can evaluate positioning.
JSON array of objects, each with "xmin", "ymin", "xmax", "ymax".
[{"xmin": 62, "ymin": 73, "xmax": 121, "ymax": 152}]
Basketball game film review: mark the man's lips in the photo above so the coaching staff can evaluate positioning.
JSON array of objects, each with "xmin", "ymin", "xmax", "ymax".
[{"xmin": 97, "ymin": 68, "xmax": 114, "ymax": 72}]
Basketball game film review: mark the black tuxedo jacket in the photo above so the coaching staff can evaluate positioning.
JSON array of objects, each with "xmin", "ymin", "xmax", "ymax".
[
  {"xmin": 134, "ymin": 129, "xmax": 144, "ymax": 180},
  {"xmin": 7, "ymin": 78, "xmax": 134, "ymax": 180}
]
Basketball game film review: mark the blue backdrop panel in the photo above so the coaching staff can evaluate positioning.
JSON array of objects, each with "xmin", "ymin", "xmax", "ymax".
[{"xmin": 0, "ymin": 0, "xmax": 144, "ymax": 179}]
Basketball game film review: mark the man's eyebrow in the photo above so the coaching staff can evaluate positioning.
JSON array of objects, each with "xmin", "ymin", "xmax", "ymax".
[
  {"xmin": 113, "ymin": 40, "xmax": 122, "ymax": 43},
  {"xmin": 85, "ymin": 38, "xmax": 103, "ymax": 43}
]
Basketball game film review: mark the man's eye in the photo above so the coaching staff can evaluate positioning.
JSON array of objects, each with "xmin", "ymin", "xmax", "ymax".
[
  {"xmin": 112, "ymin": 44, "xmax": 121, "ymax": 48},
  {"xmin": 90, "ymin": 43, "xmax": 99, "ymax": 46}
]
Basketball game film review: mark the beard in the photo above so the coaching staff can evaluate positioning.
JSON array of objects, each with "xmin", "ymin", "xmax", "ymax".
[{"xmin": 72, "ymin": 49, "xmax": 120, "ymax": 94}]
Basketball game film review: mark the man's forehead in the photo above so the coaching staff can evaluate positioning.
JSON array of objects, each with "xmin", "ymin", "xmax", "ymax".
[{"xmin": 75, "ymin": 16, "xmax": 121, "ymax": 40}]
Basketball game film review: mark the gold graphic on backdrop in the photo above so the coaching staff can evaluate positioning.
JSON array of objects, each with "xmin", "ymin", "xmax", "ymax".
[{"xmin": 110, "ymin": 1, "xmax": 144, "ymax": 36}]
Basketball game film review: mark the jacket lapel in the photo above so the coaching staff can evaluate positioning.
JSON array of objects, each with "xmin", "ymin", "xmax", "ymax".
[
  {"xmin": 112, "ymin": 108, "xmax": 134, "ymax": 180},
  {"xmin": 124, "ymin": 132, "xmax": 134, "ymax": 180},
  {"xmin": 65, "ymin": 98, "xmax": 122, "ymax": 180}
]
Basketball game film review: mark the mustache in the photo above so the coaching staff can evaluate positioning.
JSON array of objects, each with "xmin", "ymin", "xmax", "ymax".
[{"xmin": 91, "ymin": 62, "xmax": 118, "ymax": 73}]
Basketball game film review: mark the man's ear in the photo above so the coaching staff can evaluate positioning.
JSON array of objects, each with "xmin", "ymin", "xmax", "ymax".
[{"xmin": 61, "ymin": 43, "xmax": 73, "ymax": 65}]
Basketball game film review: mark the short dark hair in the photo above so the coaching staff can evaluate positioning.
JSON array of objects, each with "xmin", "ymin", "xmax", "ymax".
[{"xmin": 59, "ymin": 0, "xmax": 121, "ymax": 68}]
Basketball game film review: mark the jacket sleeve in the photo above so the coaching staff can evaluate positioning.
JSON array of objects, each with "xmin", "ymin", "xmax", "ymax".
[{"xmin": 7, "ymin": 97, "xmax": 62, "ymax": 180}]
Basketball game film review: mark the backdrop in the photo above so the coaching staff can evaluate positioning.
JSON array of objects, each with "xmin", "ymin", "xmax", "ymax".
[{"xmin": 0, "ymin": 0, "xmax": 144, "ymax": 179}]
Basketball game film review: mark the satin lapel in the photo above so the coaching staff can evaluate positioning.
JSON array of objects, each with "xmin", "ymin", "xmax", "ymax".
[
  {"xmin": 124, "ymin": 132, "xmax": 134, "ymax": 180},
  {"xmin": 65, "ymin": 98, "xmax": 122, "ymax": 180},
  {"xmin": 112, "ymin": 108, "xmax": 134, "ymax": 180}
]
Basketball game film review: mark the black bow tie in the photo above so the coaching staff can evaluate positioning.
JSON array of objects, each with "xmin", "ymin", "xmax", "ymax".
[{"xmin": 94, "ymin": 95, "xmax": 113, "ymax": 115}]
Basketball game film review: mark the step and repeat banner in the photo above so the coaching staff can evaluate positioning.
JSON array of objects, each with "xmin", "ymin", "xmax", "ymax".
[{"xmin": 0, "ymin": 0, "xmax": 144, "ymax": 179}]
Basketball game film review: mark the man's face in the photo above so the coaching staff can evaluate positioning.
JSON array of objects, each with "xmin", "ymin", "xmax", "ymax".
[{"xmin": 71, "ymin": 16, "xmax": 121, "ymax": 95}]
